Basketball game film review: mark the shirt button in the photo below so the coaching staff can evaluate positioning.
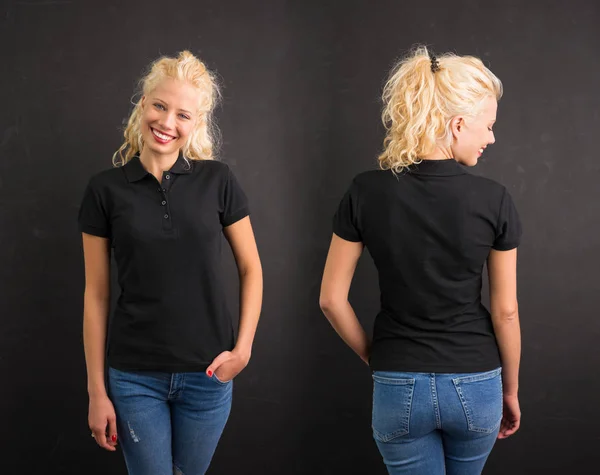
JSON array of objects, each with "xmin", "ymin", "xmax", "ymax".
[
  {"xmin": 164, "ymin": 214, "xmax": 169, "ymax": 219},
  {"xmin": 161, "ymin": 200, "xmax": 166, "ymax": 205},
  {"xmin": 165, "ymin": 174, "xmax": 170, "ymax": 180},
  {"xmin": 162, "ymin": 188, "xmax": 166, "ymax": 192}
]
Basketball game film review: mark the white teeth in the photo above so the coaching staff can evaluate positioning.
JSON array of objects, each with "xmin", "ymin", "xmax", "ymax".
[{"xmin": 152, "ymin": 128, "xmax": 174, "ymax": 141}]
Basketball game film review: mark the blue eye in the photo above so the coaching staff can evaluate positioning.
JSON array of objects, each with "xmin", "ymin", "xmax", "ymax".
[
  {"xmin": 178, "ymin": 113, "xmax": 190, "ymax": 120},
  {"xmin": 154, "ymin": 103, "xmax": 166, "ymax": 111}
]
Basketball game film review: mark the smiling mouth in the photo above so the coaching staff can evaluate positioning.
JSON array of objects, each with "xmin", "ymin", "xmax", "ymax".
[{"xmin": 151, "ymin": 127, "xmax": 176, "ymax": 143}]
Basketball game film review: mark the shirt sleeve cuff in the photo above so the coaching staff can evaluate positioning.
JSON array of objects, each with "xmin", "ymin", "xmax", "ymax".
[
  {"xmin": 222, "ymin": 207, "xmax": 250, "ymax": 227},
  {"xmin": 492, "ymin": 240, "xmax": 519, "ymax": 251},
  {"xmin": 332, "ymin": 228, "xmax": 362, "ymax": 243},
  {"xmin": 79, "ymin": 223, "xmax": 110, "ymax": 238}
]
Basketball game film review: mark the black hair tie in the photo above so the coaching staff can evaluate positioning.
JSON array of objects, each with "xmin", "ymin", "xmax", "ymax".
[{"xmin": 430, "ymin": 54, "xmax": 440, "ymax": 73}]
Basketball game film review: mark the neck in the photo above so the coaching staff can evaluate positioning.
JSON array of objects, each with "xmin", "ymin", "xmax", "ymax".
[
  {"xmin": 139, "ymin": 147, "xmax": 179, "ymax": 181},
  {"xmin": 421, "ymin": 145, "xmax": 454, "ymax": 161}
]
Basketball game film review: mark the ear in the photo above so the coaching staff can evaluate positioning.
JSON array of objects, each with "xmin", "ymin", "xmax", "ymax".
[
  {"xmin": 140, "ymin": 95, "xmax": 147, "ymax": 109},
  {"xmin": 450, "ymin": 116, "xmax": 464, "ymax": 137}
]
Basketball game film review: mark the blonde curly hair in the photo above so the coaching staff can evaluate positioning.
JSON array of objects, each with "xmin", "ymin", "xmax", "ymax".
[
  {"xmin": 113, "ymin": 50, "xmax": 220, "ymax": 166},
  {"xmin": 378, "ymin": 46, "xmax": 503, "ymax": 173}
]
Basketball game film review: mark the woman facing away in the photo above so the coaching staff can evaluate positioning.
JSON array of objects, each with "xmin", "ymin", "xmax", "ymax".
[
  {"xmin": 79, "ymin": 51, "xmax": 263, "ymax": 475},
  {"xmin": 320, "ymin": 46, "xmax": 521, "ymax": 475}
]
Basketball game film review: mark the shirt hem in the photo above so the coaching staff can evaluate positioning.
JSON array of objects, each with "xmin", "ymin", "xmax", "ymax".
[{"xmin": 108, "ymin": 359, "xmax": 211, "ymax": 373}]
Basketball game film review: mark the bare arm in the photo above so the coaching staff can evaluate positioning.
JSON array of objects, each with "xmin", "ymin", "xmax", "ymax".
[
  {"xmin": 207, "ymin": 216, "xmax": 263, "ymax": 379},
  {"xmin": 319, "ymin": 233, "xmax": 370, "ymax": 364},
  {"xmin": 488, "ymin": 248, "xmax": 521, "ymax": 394},
  {"xmin": 488, "ymin": 247, "xmax": 521, "ymax": 438},
  {"xmin": 82, "ymin": 233, "xmax": 111, "ymax": 397},
  {"xmin": 224, "ymin": 216, "xmax": 263, "ymax": 358},
  {"xmin": 82, "ymin": 233, "xmax": 117, "ymax": 450}
]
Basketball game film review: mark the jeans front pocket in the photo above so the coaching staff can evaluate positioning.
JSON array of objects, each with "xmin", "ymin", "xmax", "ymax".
[
  {"xmin": 372, "ymin": 373, "xmax": 415, "ymax": 442},
  {"xmin": 452, "ymin": 367, "xmax": 503, "ymax": 433},
  {"xmin": 211, "ymin": 373, "xmax": 232, "ymax": 386}
]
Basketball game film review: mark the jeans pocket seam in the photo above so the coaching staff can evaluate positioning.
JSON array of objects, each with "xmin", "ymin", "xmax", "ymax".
[
  {"xmin": 212, "ymin": 374, "xmax": 231, "ymax": 386},
  {"xmin": 451, "ymin": 367, "xmax": 501, "ymax": 385},
  {"xmin": 372, "ymin": 377, "xmax": 415, "ymax": 442},
  {"xmin": 453, "ymin": 375, "xmax": 502, "ymax": 434},
  {"xmin": 373, "ymin": 426, "xmax": 409, "ymax": 442},
  {"xmin": 372, "ymin": 374, "xmax": 414, "ymax": 385}
]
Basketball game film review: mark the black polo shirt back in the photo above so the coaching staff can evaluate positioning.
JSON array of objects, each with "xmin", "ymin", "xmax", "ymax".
[
  {"xmin": 333, "ymin": 159, "xmax": 522, "ymax": 373},
  {"xmin": 79, "ymin": 155, "xmax": 249, "ymax": 372}
]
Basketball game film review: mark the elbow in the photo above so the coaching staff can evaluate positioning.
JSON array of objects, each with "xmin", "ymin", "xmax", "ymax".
[
  {"xmin": 319, "ymin": 295, "xmax": 337, "ymax": 314},
  {"xmin": 84, "ymin": 287, "xmax": 110, "ymax": 304},
  {"xmin": 238, "ymin": 259, "xmax": 263, "ymax": 279},
  {"xmin": 319, "ymin": 296, "xmax": 331, "ymax": 313},
  {"xmin": 493, "ymin": 304, "xmax": 519, "ymax": 323}
]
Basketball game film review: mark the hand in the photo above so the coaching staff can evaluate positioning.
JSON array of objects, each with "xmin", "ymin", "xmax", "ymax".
[
  {"xmin": 206, "ymin": 348, "xmax": 250, "ymax": 383},
  {"xmin": 89, "ymin": 395, "xmax": 118, "ymax": 451},
  {"xmin": 498, "ymin": 393, "xmax": 521, "ymax": 439}
]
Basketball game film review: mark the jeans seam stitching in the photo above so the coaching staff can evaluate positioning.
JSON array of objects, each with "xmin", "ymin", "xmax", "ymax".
[
  {"xmin": 372, "ymin": 379, "xmax": 414, "ymax": 442},
  {"xmin": 453, "ymin": 378, "xmax": 501, "ymax": 433},
  {"xmin": 430, "ymin": 374, "xmax": 442, "ymax": 429},
  {"xmin": 167, "ymin": 373, "xmax": 175, "ymax": 400},
  {"xmin": 451, "ymin": 367, "xmax": 501, "ymax": 384}
]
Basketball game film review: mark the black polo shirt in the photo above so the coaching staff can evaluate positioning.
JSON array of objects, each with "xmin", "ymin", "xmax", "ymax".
[
  {"xmin": 333, "ymin": 159, "xmax": 522, "ymax": 373},
  {"xmin": 78, "ymin": 154, "xmax": 249, "ymax": 372}
]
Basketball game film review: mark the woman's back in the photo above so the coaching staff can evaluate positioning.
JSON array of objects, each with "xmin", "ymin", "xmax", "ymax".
[
  {"xmin": 320, "ymin": 46, "xmax": 522, "ymax": 473},
  {"xmin": 333, "ymin": 160, "xmax": 521, "ymax": 372}
]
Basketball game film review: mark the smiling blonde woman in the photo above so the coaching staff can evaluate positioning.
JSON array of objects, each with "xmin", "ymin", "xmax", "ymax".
[{"xmin": 79, "ymin": 51, "xmax": 263, "ymax": 475}]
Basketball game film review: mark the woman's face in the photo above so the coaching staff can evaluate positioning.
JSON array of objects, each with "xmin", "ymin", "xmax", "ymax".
[
  {"xmin": 451, "ymin": 95, "xmax": 497, "ymax": 166},
  {"xmin": 140, "ymin": 78, "xmax": 199, "ymax": 157}
]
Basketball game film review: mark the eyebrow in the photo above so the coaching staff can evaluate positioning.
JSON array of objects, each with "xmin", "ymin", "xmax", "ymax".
[{"xmin": 153, "ymin": 98, "xmax": 192, "ymax": 115}]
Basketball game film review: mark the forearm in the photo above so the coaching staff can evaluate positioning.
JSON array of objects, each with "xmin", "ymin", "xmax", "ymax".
[
  {"xmin": 234, "ymin": 265, "xmax": 263, "ymax": 359},
  {"xmin": 321, "ymin": 300, "xmax": 370, "ymax": 364},
  {"xmin": 83, "ymin": 294, "xmax": 110, "ymax": 398},
  {"xmin": 492, "ymin": 309, "xmax": 521, "ymax": 395}
]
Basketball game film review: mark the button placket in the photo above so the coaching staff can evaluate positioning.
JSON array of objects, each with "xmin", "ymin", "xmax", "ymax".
[
  {"xmin": 156, "ymin": 173, "xmax": 177, "ymax": 232},
  {"xmin": 161, "ymin": 185, "xmax": 173, "ymax": 231}
]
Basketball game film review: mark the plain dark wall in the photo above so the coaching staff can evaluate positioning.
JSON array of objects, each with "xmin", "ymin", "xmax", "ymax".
[{"xmin": 2, "ymin": 0, "xmax": 598, "ymax": 473}]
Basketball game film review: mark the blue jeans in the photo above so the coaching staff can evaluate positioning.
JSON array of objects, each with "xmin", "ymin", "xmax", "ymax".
[
  {"xmin": 372, "ymin": 367, "xmax": 502, "ymax": 475},
  {"xmin": 108, "ymin": 367, "xmax": 232, "ymax": 475}
]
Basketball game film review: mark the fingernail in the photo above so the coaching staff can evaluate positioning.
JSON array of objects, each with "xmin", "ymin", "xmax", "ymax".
[
  {"xmin": 111, "ymin": 434, "xmax": 118, "ymax": 442},
  {"xmin": 207, "ymin": 370, "xmax": 213, "ymax": 377}
]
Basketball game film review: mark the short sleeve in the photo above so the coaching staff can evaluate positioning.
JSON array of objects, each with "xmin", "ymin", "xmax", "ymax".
[
  {"xmin": 492, "ymin": 188, "xmax": 522, "ymax": 250},
  {"xmin": 78, "ymin": 178, "xmax": 111, "ymax": 238},
  {"xmin": 332, "ymin": 181, "xmax": 362, "ymax": 242},
  {"xmin": 220, "ymin": 167, "xmax": 250, "ymax": 227}
]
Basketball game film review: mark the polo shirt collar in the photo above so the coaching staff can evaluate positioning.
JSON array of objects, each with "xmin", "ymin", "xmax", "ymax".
[
  {"xmin": 123, "ymin": 152, "xmax": 194, "ymax": 182},
  {"xmin": 407, "ymin": 159, "xmax": 467, "ymax": 176}
]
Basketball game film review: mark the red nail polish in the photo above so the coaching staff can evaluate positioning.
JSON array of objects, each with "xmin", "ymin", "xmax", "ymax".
[
  {"xmin": 111, "ymin": 434, "xmax": 117, "ymax": 442},
  {"xmin": 207, "ymin": 370, "xmax": 213, "ymax": 377}
]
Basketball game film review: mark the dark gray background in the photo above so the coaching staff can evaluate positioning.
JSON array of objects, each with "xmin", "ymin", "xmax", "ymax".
[{"xmin": 2, "ymin": 0, "xmax": 598, "ymax": 473}]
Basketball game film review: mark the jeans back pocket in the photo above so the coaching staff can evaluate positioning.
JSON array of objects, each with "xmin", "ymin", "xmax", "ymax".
[
  {"xmin": 372, "ymin": 374, "xmax": 415, "ymax": 442},
  {"xmin": 452, "ymin": 368, "xmax": 502, "ymax": 434}
]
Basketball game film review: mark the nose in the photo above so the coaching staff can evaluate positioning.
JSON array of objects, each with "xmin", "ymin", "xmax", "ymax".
[
  {"xmin": 159, "ymin": 111, "xmax": 176, "ymax": 131},
  {"xmin": 489, "ymin": 131, "xmax": 496, "ymax": 145}
]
